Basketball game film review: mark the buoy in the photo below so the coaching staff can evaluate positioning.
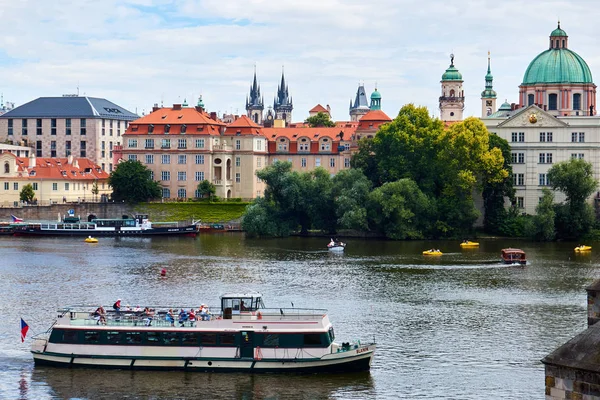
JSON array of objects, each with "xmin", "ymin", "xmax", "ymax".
[{"xmin": 160, "ymin": 268, "xmax": 166, "ymax": 277}]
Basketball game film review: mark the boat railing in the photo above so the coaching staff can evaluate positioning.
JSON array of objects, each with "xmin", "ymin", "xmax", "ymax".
[{"xmin": 39, "ymin": 223, "xmax": 96, "ymax": 230}]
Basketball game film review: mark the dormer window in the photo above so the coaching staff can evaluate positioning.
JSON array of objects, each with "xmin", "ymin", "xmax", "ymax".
[
  {"xmin": 299, "ymin": 138, "xmax": 309, "ymax": 151},
  {"xmin": 165, "ymin": 124, "xmax": 170, "ymax": 133},
  {"xmin": 61, "ymin": 171, "xmax": 67, "ymax": 176},
  {"xmin": 277, "ymin": 138, "xmax": 288, "ymax": 152},
  {"xmin": 29, "ymin": 171, "xmax": 36, "ymax": 176},
  {"xmin": 4, "ymin": 162, "xmax": 9, "ymax": 173},
  {"xmin": 161, "ymin": 115, "xmax": 167, "ymax": 119},
  {"xmin": 178, "ymin": 115, "xmax": 183, "ymax": 119},
  {"xmin": 320, "ymin": 138, "xmax": 331, "ymax": 151},
  {"xmin": 180, "ymin": 124, "xmax": 187, "ymax": 134},
  {"xmin": 148, "ymin": 124, "xmax": 154, "ymax": 133}
]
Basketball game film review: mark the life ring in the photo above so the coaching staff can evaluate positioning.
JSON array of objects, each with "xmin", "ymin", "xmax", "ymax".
[
  {"xmin": 254, "ymin": 346, "xmax": 262, "ymax": 360},
  {"xmin": 257, "ymin": 312, "xmax": 262, "ymax": 320}
]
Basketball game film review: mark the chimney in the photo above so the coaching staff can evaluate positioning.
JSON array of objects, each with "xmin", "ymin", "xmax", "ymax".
[
  {"xmin": 195, "ymin": 106, "xmax": 204, "ymax": 113},
  {"xmin": 326, "ymin": 104, "xmax": 331, "ymax": 112},
  {"xmin": 67, "ymin": 154, "xmax": 74, "ymax": 165},
  {"xmin": 29, "ymin": 152, "xmax": 36, "ymax": 168},
  {"xmin": 152, "ymin": 103, "xmax": 160, "ymax": 112},
  {"xmin": 173, "ymin": 104, "xmax": 182, "ymax": 110},
  {"xmin": 210, "ymin": 112, "xmax": 217, "ymax": 121},
  {"xmin": 73, "ymin": 159, "xmax": 79, "ymax": 169},
  {"xmin": 511, "ymin": 103, "xmax": 516, "ymax": 111}
]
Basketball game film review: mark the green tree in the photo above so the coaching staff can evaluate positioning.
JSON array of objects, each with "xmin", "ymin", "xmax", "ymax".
[
  {"xmin": 332, "ymin": 169, "xmax": 372, "ymax": 230},
  {"xmin": 305, "ymin": 112, "xmax": 336, "ymax": 127},
  {"xmin": 548, "ymin": 158, "xmax": 598, "ymax": 239},
  {"xmin": 367, "ymin": 179, "xmax": 434, "ymax": 239},
  {"xmin": 482, "ymin": 134, "xmax": 515, "ymax": 234},
  {"xmin": 91, "ymin": 180, "xmax": 99, "ymax": 202},
  {"xmin": 108, "ymin": 160, "xmax": 161, "ymax": 203},
  {"xmin": 529, "ymin": 188, "xmax": 556, "ymax": 241},
  {"xmin": 196, "ymin": 180, "xmax": 216, "ymax": 200},
  {"xmin": 19, "ymin": 183, "xmax": 35, "ymax": 203},
  {"xmin": 242, "ymin": 197, "xmax": 295, "ymax": 237}
]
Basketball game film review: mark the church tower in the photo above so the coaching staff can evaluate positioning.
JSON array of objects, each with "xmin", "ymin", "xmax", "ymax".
[
  {"xmin": 439, "ymin": 54, "xmax": 464, "ymax": 122},
  {"xmin": 481, "ymin": 52, "xmax": 497, "ymax": 117},
  {"xmin": 370, "ymin": 87, "xmax": 382, "ymax": 110},
  {"xmin": 246, "ymin": 69, "xmax": 264, "ymax": 125},
  {"xmin": 349, "ymin": 84, "xmax": 370, "ymax": 121},
  {"xmin": 273, "ymin": 69, "xmax": 293, "ymax": 125}
]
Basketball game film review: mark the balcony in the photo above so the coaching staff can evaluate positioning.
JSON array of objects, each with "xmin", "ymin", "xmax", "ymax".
[
  {"xmin": 213, "ymin": 179, "xmax": 233, "ymax": 186},
  {"xmin": 213, "ymin": 144, "xmax": 232, "ymax": 151},
  {"xmin": 439, "ymin": 96, "xmax": 465, "ymax": 102}
]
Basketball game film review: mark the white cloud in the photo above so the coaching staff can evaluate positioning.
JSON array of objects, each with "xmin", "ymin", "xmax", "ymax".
[{"xmin": 0, "ymin": 0, "xmax": 598, "ymax": 121}]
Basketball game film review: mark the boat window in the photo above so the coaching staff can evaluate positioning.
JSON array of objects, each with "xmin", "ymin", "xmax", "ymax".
[
  {"xmin": 262, "ymin": 334, "xmax": 280, "ymax": 347},
  {"xmin": 328, "ymin": 327, "xmax": 335, "ymax": 342},
  {"xmin": 63, "ymin": 330, "xmax": 79, "ymax": 344},
  {"xmin": 303, "ymin": 334, "xmax": 322, "ymax": 346},
  {"xmin": 219, "ymin": 333, "xmax": 235, "ymax": 346},
  {"xmin": 49, "ymin": 329, "xmax": 63, "ymax": 343},
  {"xmin": 162, "ymin": 332, "xmax": 179, "ymax": 345},
  {"xmin": 106, "ymin": 331, "xmax": 122, "ymax": 344},
  {"xmin": 84, "ymin": 331, "xmax": 100, "ymax": 344},
  {"xmin": 182, "ymin": 333, "xmax": 198, "ymax": 345},
  {"xmin": 146, "ymin": 332, "xmax": 160, "ymax": 345},
  {"xmin": 125, "ymin": 332, "xmax": 142, "ymax": 345},
  {"xmin": 200, "ymin": 333, "xmax": 217, "ymax": 345}
]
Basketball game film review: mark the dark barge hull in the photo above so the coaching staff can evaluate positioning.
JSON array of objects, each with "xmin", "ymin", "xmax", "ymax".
[{"xmin": 13, "ymin": 226, "xmax": 197, "ymax": 237}]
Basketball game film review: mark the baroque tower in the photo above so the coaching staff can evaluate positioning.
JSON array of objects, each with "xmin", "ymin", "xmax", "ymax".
[
  {"xmin": 273, "ymin": 69, "xmax": 293, "ymax": 125},
  {"xmin": 439, "ymin": 54, "xmax": 464, "ymax": 122},
  {"xmin": 370, "ymin": 86, "xmax": 382, "ymax": 110},
  {"xmin": 349, "ymin": 84, "xmax": 370, "ymax": 121},
  {"xmin": 481, "ymin": 52, "xmax": 497, "ymax": 117},
  {"xmin": 246, "ymin": 69, "xmax": 264, "ymax": 124}
]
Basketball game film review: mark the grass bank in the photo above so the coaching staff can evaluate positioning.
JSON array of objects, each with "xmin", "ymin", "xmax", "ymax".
[{"xmin": 133, "ymin": 202, "xmax": 249, "ymax": 223}]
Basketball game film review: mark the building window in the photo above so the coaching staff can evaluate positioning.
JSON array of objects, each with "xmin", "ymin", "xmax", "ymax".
[
  {"xmin": 36, "ymin": 140, "xmax": 42, "ymax": 157},
  {"xmin": 571, "ymin": 153, "xmax": 585, "ymax": 160},
  {"xmin": 540, "ymin": 132, "xmax": 553, "ymax": 142},
  {"xmin": 3, "ymin": 182, "xmax": 8, "ymax": 190},
  {"xmin": 539, "ymin": 173, "xmax": 550, "ymax": 186},
  {"xmin": 161, "ymin": 155, "xmax": 171, "ymax": 164},
  {"xmin": 299, "ymin": 140, "xmax": 309, "ymax": 151},
  {"xmin": 8, "ymin": 119, "xmax": 13, "ymax": 135},
  {"xmin": 51, "ymin": 118, "xmax": 57, "ymax": 135},
  {"xmin": 145, "ymin": 139, "xmax": 154, "ymax": 149},
  {"xmin": 320, "ymin": 140, "xmax": 330, "ymax": 151},
  {"xmin": 516, "ymin": 197, "xmax": 524, "ymax": 208},
  {"xmin": 161, "ymin": 171, "xmax": 170, "ymax": 181},
  {"xmin": 145, "ymin": 154, "xmax": 154, "ymax": 164},
  {"xmin": 65, "ymin": 141, "xmax": 71, "ymax": 156},
  {"xmin": 301, "ymin": 158, "xmax": 307, "ymax": 167},
  {"xmin": 178, "ymin": 155, "xmax": 187, "ymax": 164},
  {"xmin": 511, "ymin": 132, "xmax": 517, "ymax": 142},
  {"xmin": 548, "ymin": 94, "xmax": 558, "ymax": 110},
  {"xmin": 13, "ymin": 182, "xmax": 18, "ymax": 190},
  {"xmin": 80, "ymin": 141, "xmax": 86, "ymax": 157},
  {"xmin": 65, "ymin": 118, "xmax": 71, "ymax": 135},
  {"xmin": 180, "ymin": 124, "xmax": 186, "ymax": 134},
  {"xmin": 149, "ymin": 171, "xmax": 154, "ymax": 180},
  {"xmin": 52, "ymin": 183, "xmax": 58, "ymax": 191},
  {"xmin": 162, "ymin": 188, "xmax": 170, "ymax": 198},
  {"xmin": 235, "ymin": 157, "xmax": 241, "ymax": 167},
  {"xmin": 236, "ymin": 139, "xmax": 241, "ymax": 150},
  {"xmin": 257, "ymin": 158, "xmax": 261, "ymax": 168},
  {"xmin": 64, "ymin": 183, "xmax": 69, "ymax": 191},
  {"xmin": 162, "ymin": 139, "xmax": 171, "ymax": 149},
  {"xmin": 573, "ymin": 93, "xmax": 581, "ymax": 110},
  {"xmin": 344, "ymin": 158, "xmax": 350, "ymax": 168},
  {"xmin": 21, "ymin": 119, "xmax": 27, "ymax": 135},
  {"xmin": 50, "ymin": 140, "xmax": 56, "ymax": 157},
  {"xmin": 80, "ymin": 119, "xmax": 86, "ymax": 135},
  {"xmin": 128, "ymin": 154, "xmax": 137, "ymax": 161},
  {"xmin": 235, "ymin": 172, "xmax": 241, "ymax": 183},
  {"xmin": 579, "ymin": 132, "xmax": 585, "ymax": 142},
  {"xmin": 330, "ymin": 158, "xmax": 335, "ymax": 167},
  {"xmin": 513, "ymin": 173, "xmax": 524, "ymax": 186},
  {"xmin": 528, "ymin": 94, "xmax": 534, "ymax": 106},
  {"xmin": 572, "ymin": 132, "xmax": 577, "ymax": 142},
  {"xmin": 195, "ymin": 139, "xmax": 205, "ymax": 149},
  {"xmin": 195, "ymin": 171, "xmax": 204, "ymax": 181},
  {"xmin": 315, "ymin": 158, "xmax": 321, "ymax": 167},
  {"xmin": 518, "ymin": 132, "xmax": 525, "ymax": 142},
  {"xmin": 177, "ymin": 188, "xmax": 186, "ymax": 198},
  {"xmin": 36, "ymin": 119, "xmax": 42, "ymax": 135},
  {"xmin": 128, "ymin": 139, "xmax": 138, "ymax": 148},
  {"xmin": 32, "ymin": 182, "xmax": 38, "ymax": 190},
  {"xmin": 195, "ymin": 155, "xmax": 204, "ymax": 165},
  {"xmin": 511, "ymin": 153, "xmax": 525, "ymax": 164},
  {"xmin": 177, "ymin": 171, "xmax": 186, "ymax": 181},
  {"xmin": 178, "ymin": 139, "xmax": 187, "ymax": 149}
]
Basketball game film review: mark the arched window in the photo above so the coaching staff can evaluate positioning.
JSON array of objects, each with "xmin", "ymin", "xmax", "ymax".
[
  {"xmin": 450, "ymin": 89, "xmax": 455, "ymax": 97},
  {"xmin": 548, "ymin": 94, "xmax": 558, "ymax": 110},
  {"xmin": 562, "ymin": 39, "xmax": 565, "ymax": 48},
  {"xmin": 4, "ymin": 162, "xmax": 8, "ymax": 173},
  {"xmin": 573, "ymin": 93, "xmax": 582, "ymax": 110},
  {"xmin": 528, "ymin": 94, "xmax": 534, "ymax": 106}
]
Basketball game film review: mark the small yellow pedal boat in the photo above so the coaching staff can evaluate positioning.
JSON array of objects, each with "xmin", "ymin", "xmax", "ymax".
[
  {"xmin": 84, "ymin": 236, "xmax": 98, "ymax": 243},
  {"xmin": 575, "ymin": 245, "xmax": 592, "ymax": 252},
  {"xmin": 423, "ymin": 249, "xmax": 442, "ymax": 256},
  {"xmin": 460, "ymin": 240, "xmax": 479, "ymax": 248}
]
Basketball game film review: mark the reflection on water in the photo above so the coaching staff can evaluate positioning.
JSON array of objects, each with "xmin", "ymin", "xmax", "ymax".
[{"xmin": 0, "ymin": 235, "xmax": 598, "ymax": 399}]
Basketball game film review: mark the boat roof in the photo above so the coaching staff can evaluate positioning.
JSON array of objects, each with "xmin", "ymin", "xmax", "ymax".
[
  {"xmin": 220, "ymin": 291, "xmax": 262, "ymax": 298},
  {"xmin": 502, "ymin": 248, "xmax": 525, "ymax": 254}
]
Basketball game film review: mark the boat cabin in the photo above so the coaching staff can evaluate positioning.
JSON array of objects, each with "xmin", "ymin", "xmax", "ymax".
[
  {"xmin": 220, "ymin": 292, "xmax": 265, "ymax": 319},
  {"xmin": 501, "ymin": 248, "xmax": 527, "ymax": 265}
]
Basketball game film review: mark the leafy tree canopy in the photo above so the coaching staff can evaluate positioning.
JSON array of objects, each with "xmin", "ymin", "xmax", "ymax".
[
  {"xmin": 20, "ymin": 183, "xmax": 35, "ymax": 203},
  {"xmin": 548, "ymin": 158, "xmax": 598, "ymax": 205},
  {"xmin": 108, "ymin": 160, "xmax": 161, "ymax": 203},
  {"xmin": 305, "ymin": 112, "xmax": 336, "ymax": 128},
  {"xmin": 197, "ymin": 180, "xmax": 216, "ymax": 199}
]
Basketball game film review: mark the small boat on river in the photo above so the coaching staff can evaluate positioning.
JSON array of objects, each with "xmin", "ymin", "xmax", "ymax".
[
  {"xmin": 501, "ymin": 248, "xmax": 527, "ymax": 265},
  {"xmin": 460, "ymin": 240, "xmax": 479, "ymax": 248},
  {"xmin": 30, "ymin": 292, "xmax": 375, "ymax": 373},
  {"xmin": 575, "ymin": 245, "xmax": 592, "ymax": 252},
  {"xmin": 327, "ymin": 239, "xmax": 346, "ymax": 252},
  {"xmin": 423, "ymin": 249, "xmax": 443, "ymax": 256},
  {"xmin": 12, "ymin": 214, "xmax": 197, "ymax": 237},
  {"xmin": 84, "ymin": 236, "xmax": 98, "ymax": 243}
]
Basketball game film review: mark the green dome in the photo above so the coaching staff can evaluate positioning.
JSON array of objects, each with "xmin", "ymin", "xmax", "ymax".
[
  {"xmin": 370, "ymin": 88, "xmax": 381, "ymax": 99},
  {"xmin": 442, "ymin": 65, "xmax": 462, "ymax": 81},
  {"xmin": 550, "ymin": 23, "xmax": 567, "ymax": 37},
  {"xmin": 498, "ymin": 101, "xmax": 511, "ymax": 111},
  {"xmin": 481, "ymin": 88, "xmax": 497, "ymax": 98},
  {"xmin": 522, "ymin": 48, "xmax": 593, "ymax": 85}
]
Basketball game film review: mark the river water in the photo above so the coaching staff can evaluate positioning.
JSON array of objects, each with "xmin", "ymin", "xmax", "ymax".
[{"xmin": 0, "ymin": 235, "xmax": 596, "ymax": 399}]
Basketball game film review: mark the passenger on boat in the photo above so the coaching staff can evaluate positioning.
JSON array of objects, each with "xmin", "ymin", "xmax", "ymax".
[
  {"xmin": 241, "ymin": 301, "xmax": 248, "ymax": 311},
  {"xmin": 178, "ymin": 309, "xmax": 188, "ymax": 327},
  {"xmin": 199, "ymin": 304, "xmax": 211, "ymax": 321},
  {"xmin": 93, "ymin": 306, "xmax": 106, "ymax": 325},
  {"xmin": 188, "ymin": 308, "xmax": 196, "ymax": 326},
  {"xmin": 166, "ymin": 308, "xmax": 175, "ymax": 326},
  {"xmin": 113, "ymin": 299, "xmax": 121, "ymax": 313},
  {"xmin": 143, "ymin": 307, "xmax": 154, "ymax": 326},
  {"xmin": 134, "ymin": 305, "xmax": 142, "ymax": 313}
]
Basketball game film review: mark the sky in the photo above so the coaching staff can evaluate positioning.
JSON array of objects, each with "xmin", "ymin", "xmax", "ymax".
[{"xmin": 0, "ymin": 0, "xmax": 598, "ymax": 121}]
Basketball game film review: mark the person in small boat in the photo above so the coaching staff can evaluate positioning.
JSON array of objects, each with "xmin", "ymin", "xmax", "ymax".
[
  {"xmin": 166, "ymin": 308, "xmax": 175, "ymax": 326},
  {"xmin": 93, "ymin": 306, "xmax": 106, "ymax": 325}
]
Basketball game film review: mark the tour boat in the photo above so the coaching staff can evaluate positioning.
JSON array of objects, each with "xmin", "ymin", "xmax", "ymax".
[
  {"xmin": 423, "ymin": 249, "xmax": 443, "ymax": 256},
  {"xmin": 460, "ymin": 240, "xmax": 479, "ymax": 248},
  {"xmin": 12, "ymin": 214, "xmax": 197, "ymax": 237},
  {"xmin": 84, "ymin": 236, "xmax": 98, "ymax": 243},
  {"xmin": 575, "ymin": 245, "xmax": 592, "ymax": 252},
  {"xmin": 501, "ymin": 248, "xmax": 527, "ymax": 265},
  {"xmin": 30, "ymin": 292, "xmax": 375, "ymax": 373},
  {"xmin": 327, "ymin": 239, "xmax": 346, "ymax": 252}
]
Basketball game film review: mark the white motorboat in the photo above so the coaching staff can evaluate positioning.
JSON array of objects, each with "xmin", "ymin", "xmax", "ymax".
[{"xmin": 327, "ymin": 239, "xmax": 346, "ymax": 252}]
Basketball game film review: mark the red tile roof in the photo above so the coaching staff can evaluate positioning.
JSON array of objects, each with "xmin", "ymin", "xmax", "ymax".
[
  {"xmin": 125, "ymin": 106, "xmax": 224, "ymax": 136},
  {"xmin": 359, "ymin": 110, "xmax": 392, "ymax": 122},
  {"xmin": 224, "ymin": 115, "xmax": 263, "ymax": 136},
  {"xmin": 14, "ymin": 156, "xmax": 108, "ymax": 180},
  {"xmin": 309, "ymin": 104, "xmax": 329, "ymax": 113},
  {"xmin": 262, "ymin": 127, "xmax": 355, "ymax": 141}
]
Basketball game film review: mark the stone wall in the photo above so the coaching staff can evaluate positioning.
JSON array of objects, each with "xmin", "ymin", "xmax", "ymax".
[
  {"xmin": 545, "ymin": 364, "xmax": 600, "ymax": 399},
  {"xmin": 0, "ymin": 202, "xmax": 133, "ymax": 222}
]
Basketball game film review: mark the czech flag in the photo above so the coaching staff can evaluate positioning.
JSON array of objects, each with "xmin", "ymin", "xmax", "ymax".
[
  {"xmin": 11, "ymin": 215, "xmax": 23, "ymax": 223},
  {"xmin": 20, "ymin": 318, "xmax": 29, "ymax": 342}
]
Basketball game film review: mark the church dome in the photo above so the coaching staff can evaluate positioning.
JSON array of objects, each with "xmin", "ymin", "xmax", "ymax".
[
  {"xmin": 370, "ymin": 88, "xmax": 381, "ymax": 99},
  {"xmin": 442, "ymin": 65, "xmax": 462, "ymax": 81},
  {"xmin": 522, "ymin": 24, "xmax": 593, "ymax": 85}
]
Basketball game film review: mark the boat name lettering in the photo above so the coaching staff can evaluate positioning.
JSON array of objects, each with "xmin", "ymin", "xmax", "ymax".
[
  {"xmin": 242, "ymin": 326, "xmax": 253, "ymax": 328},
  {"xmin": 356, "ymin": 347, "xmax": 369, "ymax": 354}
]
